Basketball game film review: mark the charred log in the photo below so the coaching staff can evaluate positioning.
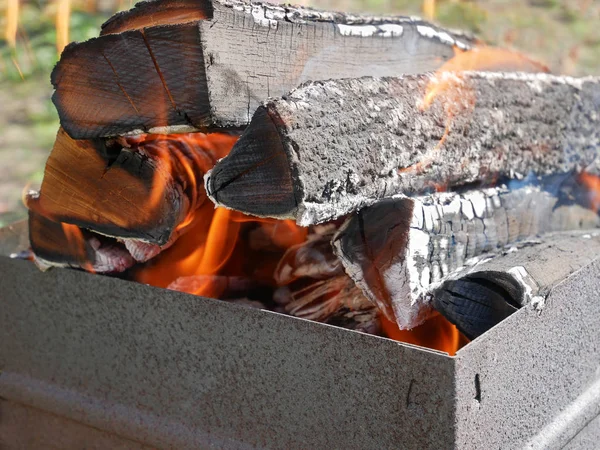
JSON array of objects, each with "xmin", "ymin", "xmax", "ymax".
[
  {"xmin": 332, "ymin": 183, "xmax": 600, "ymax": 329},
  {"xmin": 53, "ymin": 0, "xmax": 473, "ymax": 138},
  {"xmin": 433, "ymin": 231, "xmax": 600, "ymax": 338},
  {"xmin": 433, "ymin": 272, "xmax": 523, "ymax": 340},
  {"xmin": 207, "ymin": 73, "xmax": 600, "ymax": 225},
  {"xmin": 28, "ymin": 128, "xmax": 235, "ymax": 246},
  {"xmin": 53, "ymin": 23, "xmax": 210, "ymax": 139}
]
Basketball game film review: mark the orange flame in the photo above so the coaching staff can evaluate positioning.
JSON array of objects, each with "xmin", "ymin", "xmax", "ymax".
[
  {"xmin": 421, "ymin": 47, "xmax": 549, "ymax": 111},
  {"xmin": 61, "ymin": 222, "xmax": 94, "ymax": 272},
  {"xmin": 579, "ymin": 172, "xmax": 600, "ymax": 212},
  {"xmin": 402, "ymin": 47, "xmax": 550, "ymax": 179},
  {"xmin": 381, "ymin": 314, "xmax": 463, "ymax": 356}
]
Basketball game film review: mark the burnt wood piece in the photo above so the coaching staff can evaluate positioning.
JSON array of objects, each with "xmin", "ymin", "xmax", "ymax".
[
  {"xmin": 433, "ymin": 230, "xmax": 600, "ymax": 338},
  {"xmin": 53, "ymin": 23, "xmax": 210, "ymax": 139},
  {"xmin": 28, "ymin": 128, "xmax": 233, "ymax": 246},
  {"xmin": 207, "ymin": 72, "xmax": 600, "ymax": 225},
  {"xmin": 433, "ymin": 272, "xmax": 523, "ymax": 340},
  {"xmin": 100, "ymin": 0, "xmax": 212, "ymax": 35},
  {"xmin": 28, "ymin": 210, "xmax": 135, "ymax": 273},
  {"xmin": 52, "ymin": 0, "xmax": 473, "ymax": 139},
  {"xmin": 332, "ymin": 183, "xmax": 600, "ymax": 329},
  {"xmin": 273, "ymin": 226, "xmax": 380, "ymax": 335}
]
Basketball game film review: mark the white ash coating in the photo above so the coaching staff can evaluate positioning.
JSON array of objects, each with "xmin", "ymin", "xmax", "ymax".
[
  {"xmin": 264, "ymin": 72, "xmax": 600, "ymax": 225},
  {"xmin": 334, "ymin": 185, "xmax": 600, "ymax": 329}
]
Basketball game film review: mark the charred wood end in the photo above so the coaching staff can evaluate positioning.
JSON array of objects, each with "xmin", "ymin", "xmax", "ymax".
[
  {"xmin": 432, "ymin": 271, "xmax": 524, "ymax": 340},
  {"xmin": 206, "ymin": 106, "xmax": 297, "ymax": 218},
  {"xmin": 53, "ymin": 23, "xmax": 210, "ymax": 139},
  {"xmin": 101, "ymin": 0, "xmax": 213, "ymax": 35}
]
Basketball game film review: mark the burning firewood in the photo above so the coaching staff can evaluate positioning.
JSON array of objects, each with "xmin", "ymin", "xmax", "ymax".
[
  {"xmin": 206, "ymin": 72, "xmax": 600, "ymax": 225},
  {"xmin": 27, "ymin": 128, "xmax": 236, "ymax": 250},
  {"xmin": 332, "ymin": 181, "xmax": 600, "ymax": 329},
  {"xmin": 433, "ymin": 230, "xmax": 600, "ymax": 339},
  {"xmin": 28, "ymin": 210, "xmax": 135, "ymax": 273},
  {"xmin": 52, "ymin": 0, "xmax": 473, "ymax": 138},
  {"xmin": 272, "ymin": 225, "xmax": 466, "ymax": 349}
]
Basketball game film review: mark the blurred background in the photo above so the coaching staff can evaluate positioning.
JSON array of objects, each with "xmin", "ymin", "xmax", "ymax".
[{"xmin": 1, "ymin": 0, "xmax": 599, "ymax": 227}]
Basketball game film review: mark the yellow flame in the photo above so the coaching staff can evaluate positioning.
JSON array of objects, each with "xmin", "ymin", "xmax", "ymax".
[{"xmin": 56, "ymin": 0, "xmax": 71, "ymax": 54}]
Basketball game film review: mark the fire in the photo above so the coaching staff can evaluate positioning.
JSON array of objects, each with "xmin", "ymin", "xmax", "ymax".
[
  {"xmin": 579, "ymin": 172, "xmax": 600, "ymax": 212},
  {"xmin": 421, "ymin": 46, "xmax": 549, "ymax": 110},
  {"xmin": 402, "ymin": 46, "xmax": 550, "ymax": 178},
  {"xmin": 61, "ymin": 222, "xmax": 94, "ymax": 272},
  {"xmin": 381, "ymin": 314, "xmax": 463, "ymax": 356},
  {"xmin": 126, "ymin": 133, "xmax": 463, "ymax": 354}
]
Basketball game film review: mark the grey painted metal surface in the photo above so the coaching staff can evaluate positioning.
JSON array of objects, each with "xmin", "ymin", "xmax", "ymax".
[{"xmin": 1, "ymin": 227, "xmax": 600, "ymax": 448}]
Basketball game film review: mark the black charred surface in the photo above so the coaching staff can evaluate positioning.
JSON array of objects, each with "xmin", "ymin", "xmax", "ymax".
[
  {"xmin": 207, "ymin": 107, "xmax": 297, "ymax": 217},
  {"xmin": 333, "ymin": 198, "xmax": 413, "ymax": 320},
  {"xmin": 101, "ymin": 0, "xmax": 212, "ymax": 35},
  {"xmin": 433, "ymin": 272, "xmax": 523, "ymax": 340},
  {"xmin": 52, "ymin": 23, "xmax": 210, "ymax": 139}
]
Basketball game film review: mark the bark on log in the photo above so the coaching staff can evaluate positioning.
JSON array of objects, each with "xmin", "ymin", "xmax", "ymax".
[
  {"xmin": 28, "ymin": 128, "xmax": 234, "ymax": 246},
  {"xmin": 206, "ymin": 72, "xmax": 600, "ymax": 225},
  {"xmin": 332, "ymin": 183, "xmax": 600, "ymax": 329},
  {"xmin": 52, "ymin": 0, "xmax": 473, "ymax": 138},
  {"xmin": 433, "ymin": 231, "xmax": 600, "ymax": 338}
]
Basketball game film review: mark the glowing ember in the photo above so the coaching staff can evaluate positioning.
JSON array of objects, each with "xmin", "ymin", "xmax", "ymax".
[
  {"xmin": 579, "ymin": 172, "xmax": 600, "ymax": 212},
  {"xmin": 381, "ymin": 314, "xmax": 463, "ymax": 356}
]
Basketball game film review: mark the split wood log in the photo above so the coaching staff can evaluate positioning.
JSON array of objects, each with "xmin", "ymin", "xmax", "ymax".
[
  {"xmin": 28, "ymin": 210, "xmax": 135, "ymax": 273},
  {"xmin": 332, "ymin": 183, "xmax": 600, "ymax": 329},
  {"xmin": 52, "ymin": 0, "xmax": 473, "ymax": 138},
  {"xmin": 27, "ymin": 128, "xmax": 236, "ymax": 246},
  {"xmin": 432, "ymin": 231, "xmax": 600, "ymax": 339},
  {"xmin": 206, "ymin": 72, "xmax": 600, "ymax": 225}
]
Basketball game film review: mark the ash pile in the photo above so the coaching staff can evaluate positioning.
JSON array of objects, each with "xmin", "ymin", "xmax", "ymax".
[{"xmin": 24, "ymin": 0, "xmax": 600, "ymax": 352}]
